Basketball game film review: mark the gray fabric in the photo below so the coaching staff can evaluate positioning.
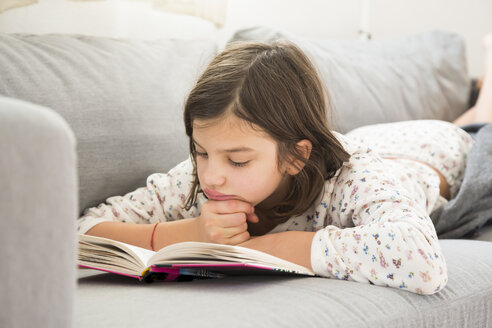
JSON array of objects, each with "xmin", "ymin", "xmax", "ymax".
[
  {"xmin": 458, "ymin": 122, "xmax": 488, "ymax": 140},
  {"xmin": 0, "ymin": 97, "xmax": 78, "ymax": 328},
  {"xmin": 430, "ymin": 123, "xmax": 492, "ymax": 239},
  {"xmin": 76, "ymin": 239, "xmax": 492, "ymax": 328},
  {"xmin": 0, "ymin": 33, "xmax": 217, "ymax": 214},
  {"xmin": 474, "ymin": 224, "xmax": 492, "ymax": 242},
  {"xmin": 229, "ymin": 26, "xmax": 470, "ymax": 133}
]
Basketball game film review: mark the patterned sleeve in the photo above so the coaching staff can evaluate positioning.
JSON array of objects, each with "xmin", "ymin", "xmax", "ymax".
[
  {"xmin": 77, "ymin": 157, "xmax": 195, "ymax": 235},
  {"xmin": 310, "ymin": 149, "xmax": 448, "ymax": 295}
]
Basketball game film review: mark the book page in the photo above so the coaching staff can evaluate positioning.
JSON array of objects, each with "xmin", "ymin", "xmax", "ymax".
[
  {"xmin": 149, "ymin": 241, "xmax": 314, "ymax": 275},
  {"xmin": 78, "ymin": 244, "xmax": 143, "ymax": 273},
  {"xmin": 78, "ymin": 234, "xmax": 156, "ymax": 269}
]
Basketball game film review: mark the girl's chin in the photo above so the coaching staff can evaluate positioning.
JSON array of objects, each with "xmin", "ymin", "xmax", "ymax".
[{"xmin": 204, "ymin": 193, "xmax": 260, "ymax": 206}]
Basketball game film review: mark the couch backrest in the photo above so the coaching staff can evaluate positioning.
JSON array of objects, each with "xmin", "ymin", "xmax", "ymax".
[
  {"xmin": 0, "ymin": 34, "xmax": 217, "ymax": 213},
  {"xmin": 0, "ymin": 29, "xmax": 472, "ymax": 213},
  {"xmin": 229, "ymin": 26, "xmax": 471, "ymax": 133}
]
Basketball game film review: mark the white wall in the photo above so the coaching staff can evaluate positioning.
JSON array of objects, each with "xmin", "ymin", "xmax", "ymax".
[
  {"xmin": 222, "ymin": 0, "xmax": 492, "ymax": 77},
  {"xmin": 0, "ymin": 0, "xmax": 490, "ymax": 76},
  {"xmin": 369, "ymin": 0, "xmax": 492, "ymax": 78},
  {"xmin": 0, "ymin": 0, "xmax": 220, "ymax": 40}
]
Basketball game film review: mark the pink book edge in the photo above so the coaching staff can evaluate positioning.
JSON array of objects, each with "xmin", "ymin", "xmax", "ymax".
[
  {"xmin": 78, "ymin": 264, "xmax": 142, "ymax": 280},
  {"xmin": 150, "ymin": 262, "xmax": 275, "ymax": 272},
  {"xmin": 78, "ymin": 262, "xmax": 307, "ymax": 282},
  {"xmin": 78, "ymin": 264, "xmax": 182, "ymax": 282}
]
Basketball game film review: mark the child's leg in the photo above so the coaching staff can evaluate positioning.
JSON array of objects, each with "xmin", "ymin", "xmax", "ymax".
[
  {"xmin": 452, "ymin": 33, "xmax": 492, "ymax": 126},
  {"xmin": 452, "ymin": 106, "xmax": 478, "ymax": 126}
]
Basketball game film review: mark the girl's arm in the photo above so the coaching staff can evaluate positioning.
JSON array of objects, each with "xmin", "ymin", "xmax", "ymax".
[
  {"xmin": 85, "ymin": 219, "xmax": 199, "ymax": 250},
  {"xmin": 240, "ymin": 135, "xmax": 447, "ymax": 295},
  {"xmin": 80, "ymin": 155, "xmax": 259, "ymax": 250},
  {"xmin": 238, "ymin": 231, "xmax": 316, "ymax": 270},
  {"xmin": 310, "ymin": 151, "xmax": 448, "ymax": 295},
  {"xmin": 77, "ymin": 158, "xmax": 199, "ymax": 248},
  {"xmin": 87, "ymin": 199, "xmax": 259, "ymax": 250}
]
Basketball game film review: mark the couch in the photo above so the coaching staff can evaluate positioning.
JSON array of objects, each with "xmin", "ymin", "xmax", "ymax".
[{"xmin": 1, "ymin": 27, "xmax": 491, "ymax": 328}]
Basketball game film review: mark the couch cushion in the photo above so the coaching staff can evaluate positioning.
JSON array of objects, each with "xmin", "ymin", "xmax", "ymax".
[
  {"xmin": 0, "ymin": 33, "xmax": 217, "ymax": 213},
  {"xmin": 76, "ymin": 239, "xmax": 492, "ymax": 327},
  {"xmin": 229, "ymin": 26, "xmax": 470, "ymax": 133}
]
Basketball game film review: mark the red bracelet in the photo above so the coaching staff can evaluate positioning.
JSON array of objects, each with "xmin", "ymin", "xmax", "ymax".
[{"xmin": 150, "ymin": 222, "xmax": 159, "ymax": 251}]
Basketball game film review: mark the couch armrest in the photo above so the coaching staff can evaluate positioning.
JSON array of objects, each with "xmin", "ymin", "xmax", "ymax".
[{"xmin": 0, "ymin": 96, "xmax": 78, "ymax": 328}]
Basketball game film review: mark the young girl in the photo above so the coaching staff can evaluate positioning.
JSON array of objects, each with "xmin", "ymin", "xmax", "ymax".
[{"xmin": 77, "ymin": 33, "xmax": 492, "ymax": 295}]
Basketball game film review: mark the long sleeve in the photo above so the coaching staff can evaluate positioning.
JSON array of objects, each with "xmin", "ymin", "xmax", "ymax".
[
  {"xmin": 77, "ymin": 157, "xmax": 197, "ymax": 234},
  {"xmin": 310, "ymin": 137, "xmax": 448, "ymax": 295}
]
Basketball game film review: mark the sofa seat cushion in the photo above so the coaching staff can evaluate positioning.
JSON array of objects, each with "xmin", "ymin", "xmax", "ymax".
[{"xmin": 76, "ymin": 239, "xmax": 492, "ymax": 327}]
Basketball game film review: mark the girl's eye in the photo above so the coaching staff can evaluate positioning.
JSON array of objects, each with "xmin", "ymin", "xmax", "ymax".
[
  {"xmin": 230, "ymin": 160, "xmax": 249, "ymax": 168},
  {"xmin": 196, "ymin": 151, "xmax": 208, "ymax": 158},
  {"xmin": 195, "ymin": 151, "xmax": 249, "ymax": 167}
]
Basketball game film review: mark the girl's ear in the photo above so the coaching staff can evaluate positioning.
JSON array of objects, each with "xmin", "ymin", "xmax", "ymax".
[{"xmin": 285, "ymin": 139, "xmax": 312, "ymax": 175}]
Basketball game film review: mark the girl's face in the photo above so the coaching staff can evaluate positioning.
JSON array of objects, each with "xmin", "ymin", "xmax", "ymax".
[{"xmin": 192, "ymin": 116, "xmax": 290, "ymax": 209}]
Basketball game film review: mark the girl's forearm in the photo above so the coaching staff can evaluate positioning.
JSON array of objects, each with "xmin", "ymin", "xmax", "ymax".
[
  {"xmin": 276, "ymin": 231, "xmax": 315, "ymax": 270},
  {"xmin": 238, "ymin": 231, "xmax": 316, "ymax": 270},
  {"xmin": 85, "ymin": 218, "xmax": 200, "ymax": 250},
  {"xmin": 264, "ymin": 231, "xmax": 315, "ymax": 270}
]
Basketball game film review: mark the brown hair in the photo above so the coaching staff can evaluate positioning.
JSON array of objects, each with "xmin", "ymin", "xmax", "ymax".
[{"xmin": 183, "ymin": 40, "xmax": 350, "ymax": 222}]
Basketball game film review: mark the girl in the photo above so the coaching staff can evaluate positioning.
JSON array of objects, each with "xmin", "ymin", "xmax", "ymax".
[{"xmin": 77, "ymin": 34, "xmax": 492, "ymax": 295}]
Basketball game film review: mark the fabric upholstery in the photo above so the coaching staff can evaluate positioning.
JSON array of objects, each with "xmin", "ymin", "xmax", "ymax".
[
  {"xmin": 0, "ymin": 33, "xmax": 217, "ymax": 213},
  {"xmin": 76, "ymin": 239, "xmax": 492, "ymax": 328},
  {"xmin": 0, "ymin": 96, "xmax": 78, "ymax": 328},
  {"xmin": 229, "ymin": 26, "xmax": 470, "ymax": 133}
]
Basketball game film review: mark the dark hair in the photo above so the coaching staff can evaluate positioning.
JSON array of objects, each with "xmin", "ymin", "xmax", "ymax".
[{"xmin": 183, "ymin": 40, "xmax": 350, "ymax": 222}]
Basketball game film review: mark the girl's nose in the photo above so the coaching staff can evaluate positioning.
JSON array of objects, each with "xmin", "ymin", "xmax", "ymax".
[{"xmin": 201, "ymin": 161, "xmax": 226, "ymax": 187}]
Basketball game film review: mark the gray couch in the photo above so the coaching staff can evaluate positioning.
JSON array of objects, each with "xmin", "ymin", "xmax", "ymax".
[{"xmin": 1, "ymin": 28, "xmax": 491, "ymax": 328}]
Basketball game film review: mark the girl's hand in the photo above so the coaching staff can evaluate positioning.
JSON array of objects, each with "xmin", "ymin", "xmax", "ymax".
[{"xmin": 194, "ymin": 199, "xmax": 259, "ymax": 245}]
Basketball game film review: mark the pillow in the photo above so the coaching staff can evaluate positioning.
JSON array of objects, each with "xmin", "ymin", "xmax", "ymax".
[
  {"xmin": 229, "ymin": 26, "xmax": 470, "ymax": 133},
  {"xmin": 0, "ymin": 33, "xmax": 217, "ymax": 213}
]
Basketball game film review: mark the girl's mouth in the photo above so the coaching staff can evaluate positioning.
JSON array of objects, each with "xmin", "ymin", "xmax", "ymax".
[{"xmin": 204, "ymin": 189, "xmax": 237, "ymax": 200}]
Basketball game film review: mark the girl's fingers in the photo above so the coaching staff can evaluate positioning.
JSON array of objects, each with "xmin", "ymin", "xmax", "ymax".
[
  {"xmin": 246, "ymin": 212, "xmax": 259, "ymax": 223},
  {"xmin": 219, "ymin": 212, "xmax": 248, "ymax": 228},
  {"xmin": 210, "ymin": 199, "xmax": 254, "ymax": 215},
  {"xmin": 223, "ymin": 222, "xmax": 248, "ymax": 238},
  {"xmin": 225, "ymin": 230, "xmax": 251, "ymax": 245}
]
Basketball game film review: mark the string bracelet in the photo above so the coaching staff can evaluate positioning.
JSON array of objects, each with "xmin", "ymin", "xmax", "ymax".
[{"xmin": 150, "ymin": 222, "xmax": 160, "ymax": 251}]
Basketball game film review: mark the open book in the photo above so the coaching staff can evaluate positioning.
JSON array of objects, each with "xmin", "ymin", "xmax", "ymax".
[{"xmin": 78, "ymin": 234, "xmax": 316, "ymax": 283}]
